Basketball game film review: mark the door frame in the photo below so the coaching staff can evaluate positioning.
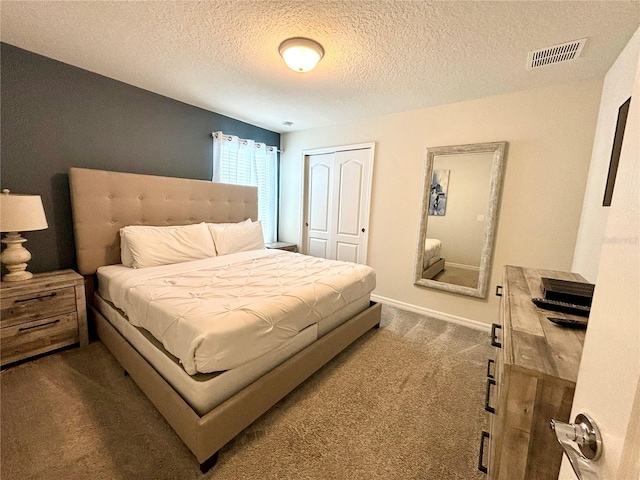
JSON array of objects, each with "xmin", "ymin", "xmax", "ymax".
[{"xmin": 299, "ymin": 142, "xmax": 375, "ymax": 264}]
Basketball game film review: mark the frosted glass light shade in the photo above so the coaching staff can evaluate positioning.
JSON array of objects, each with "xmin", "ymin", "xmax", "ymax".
[{"xmin": 279, "ymin": 37, "xmax": 324, "ymax": 72}]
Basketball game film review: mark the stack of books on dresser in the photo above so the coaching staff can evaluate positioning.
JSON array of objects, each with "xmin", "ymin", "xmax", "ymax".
[{"xmin": 532, "ymin": 277, "xmax": 595, "ymax": 324}]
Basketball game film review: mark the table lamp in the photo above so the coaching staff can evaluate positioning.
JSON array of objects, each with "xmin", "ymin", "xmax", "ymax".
[{"xmin": 0, "ymin": 189, "xmax": 48, "ymax": 282}]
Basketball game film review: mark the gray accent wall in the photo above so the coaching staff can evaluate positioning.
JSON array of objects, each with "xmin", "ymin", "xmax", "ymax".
[{"xmin": 1, "ymin": 43, "xmax": 279, "ymax": 274}]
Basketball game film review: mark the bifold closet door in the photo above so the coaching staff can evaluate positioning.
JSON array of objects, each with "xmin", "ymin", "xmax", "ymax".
[
  {"xmin": 305, "ymin": 153, "xmax": 334, "ymax": 260},
  {"xmin": 303, "ymin": 148, "xmax": 372, "ymax": 264}
]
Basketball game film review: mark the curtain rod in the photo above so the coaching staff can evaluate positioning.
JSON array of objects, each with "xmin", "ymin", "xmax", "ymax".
[{"xmin": 211, "ymin": 132, "xmax": 283, "ymax": 153}]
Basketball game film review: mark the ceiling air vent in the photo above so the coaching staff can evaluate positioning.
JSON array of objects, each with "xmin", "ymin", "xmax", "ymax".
[{"xmin": 527, "ymin": 38, "xmax": 587, "ymax": 70}]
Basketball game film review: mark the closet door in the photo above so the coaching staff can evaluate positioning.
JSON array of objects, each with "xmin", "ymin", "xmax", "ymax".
[
  {"xmin": 303, "ymin": 146, "xmax": 373, "ymax": 264},
  {"xmin": 305, "ymin": 153, "xmax": 334, "ymax": 259},
  {"xmin": 331, "ymin": 149, "xmax": 371, "ymax": 263}
]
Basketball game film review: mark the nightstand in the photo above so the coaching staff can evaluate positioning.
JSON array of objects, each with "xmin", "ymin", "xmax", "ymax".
[
  {"xmin": 265, "ymin": 242, "xmax": 298, "ymax": 252},
  {"xmin": 0, "ymin": 269, "xmax": 88, "ymax": 367}
]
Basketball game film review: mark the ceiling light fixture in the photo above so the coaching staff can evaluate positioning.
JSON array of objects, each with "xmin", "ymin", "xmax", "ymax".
[{"xmin": 278, "ymin": 37, "xmax": 324, "ymax": 73}]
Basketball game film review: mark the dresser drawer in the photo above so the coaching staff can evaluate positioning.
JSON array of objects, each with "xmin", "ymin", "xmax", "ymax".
[
  {"xmin": 1, "ymin": 287, "xmax": 76, "ymax": 327},
  {"xmin": 0, "ymin": 313, "xmax": 79, "ymax": 366},
  {"xmin": 483, "ymin": 266, "xmax": 585, "ymax": 480}
]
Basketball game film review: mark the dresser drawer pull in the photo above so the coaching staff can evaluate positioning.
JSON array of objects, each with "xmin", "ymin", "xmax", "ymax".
[
  {"xmin": 486, "ymin": 358, "xmax": 495, "ymax": 379},
  {"xmin": 14, "ymin": 292, "xmax": 58, "ymax": 303},
  {"xmin": 478, "ymin": 430, "xmax": 490, "ymax": 474},
  {"xmin": 490, "ymin": 323, "xmax": 502, "ymax": 348},
  {"xmin": 18, "ymin": 319, "xmax": 61, "ymax": 332},
  {"xmin": 484, "ymin": 378, "xmax": 496, "ymax": 414},
  {"xmin": 495, "ymin": 285, "xmax": 503, "ymax": 297}
]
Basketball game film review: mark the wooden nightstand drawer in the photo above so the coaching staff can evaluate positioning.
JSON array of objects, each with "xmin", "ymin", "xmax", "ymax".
[
  {"xmin": 265, "ymin": 242, "xmax": 298, "ymax": 252},
  {"xmin": 0, "ymin": 313, "xmax": 80, "ymax": 366},
  {"xmin": 1, "ymin": 287, "xmax": 76, "ymax": 327},
  {"xmin": 0, "ymin": 269, "xmax": 88, "ymax": 367}
]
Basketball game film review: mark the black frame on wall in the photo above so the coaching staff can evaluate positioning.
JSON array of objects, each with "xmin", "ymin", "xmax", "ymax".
[{"xmin": 603, "ymin": 96, "xmax": 631, "ymax": 207}]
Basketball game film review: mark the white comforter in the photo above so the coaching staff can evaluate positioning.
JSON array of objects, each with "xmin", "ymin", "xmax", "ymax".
[{"xmin": 98, "ymin": 249, "xmax": 376, "ymax": 374}]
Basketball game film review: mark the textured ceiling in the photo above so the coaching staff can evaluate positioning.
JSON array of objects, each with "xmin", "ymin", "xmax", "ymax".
[{"xmin": 1, "ymin": 1, "xmax": 639, "ymax": 133}]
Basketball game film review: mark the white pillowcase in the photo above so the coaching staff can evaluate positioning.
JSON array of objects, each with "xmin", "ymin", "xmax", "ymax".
[
  {"xmin": 205, "ymin": 218, "xmax": 251, "ymax": 229},
  {"xmin": 120, "ymin": 219, "xmax": 251, "ymax": 266},
  {"xmin": 208, "ymin": 221, "xmax": 265, "ymax": 256},
  {"xmin": 120, "ymin": 223, "xmax": 217, "ymax": 268},
  {"xmin": 120, "ymin": 229, "xmax": 136, "ymax": 267}
]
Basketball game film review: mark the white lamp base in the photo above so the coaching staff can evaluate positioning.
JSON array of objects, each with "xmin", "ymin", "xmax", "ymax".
[{"xmin": 1, "ymin": 232, "xmax": 34, "ymax": 282}]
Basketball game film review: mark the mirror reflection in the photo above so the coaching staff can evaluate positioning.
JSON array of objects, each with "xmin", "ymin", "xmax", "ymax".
[{"xmin": 415, "ymin": 142, "xmax": 507, "ymax": 298}]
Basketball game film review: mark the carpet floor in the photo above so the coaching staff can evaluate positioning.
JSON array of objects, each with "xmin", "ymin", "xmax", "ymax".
[
  {"xmin": 432, "ymin": 266, "xmax": 479, "ymax": 290},
  {"xmin": 1, "ymin": 304, "xmax": 491, "ymax": 480}
]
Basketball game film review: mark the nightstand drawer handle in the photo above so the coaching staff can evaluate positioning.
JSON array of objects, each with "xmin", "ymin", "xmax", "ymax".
[
  {"xmin": 14, "ymin": 292, "xmax": 58, "ymax": 303},
  {"xmin": 18, "ymin": 319, "xmax": 60, "ymax": 332}
]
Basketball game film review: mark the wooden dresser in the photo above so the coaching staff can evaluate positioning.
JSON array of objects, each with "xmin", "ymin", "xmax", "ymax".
[
  {"xmin": 479, "ymin": 265, "xmax": 586, "ymax": 479},
  {"xmin": 1, "ymin": 270, "xmax": 88, "ymax": 367}
]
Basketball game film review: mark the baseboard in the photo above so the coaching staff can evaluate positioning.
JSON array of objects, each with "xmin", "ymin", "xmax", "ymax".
[
  {"xmin": 446, "ymin": 262, "xmax": 480, "ymax": 272},
  {"xmin": 370, "ymin": 294, "xmax": 491, "ymax": 332}
]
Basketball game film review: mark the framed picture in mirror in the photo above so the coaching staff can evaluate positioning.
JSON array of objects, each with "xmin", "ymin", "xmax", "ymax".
[{"xmin": 428, "ymin": 169, "xmax": 450, "ymax": 216}]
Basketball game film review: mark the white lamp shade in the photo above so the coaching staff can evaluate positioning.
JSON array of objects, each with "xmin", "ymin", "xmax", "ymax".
[
  {"xmin": 0, "ymin": 192, "xmax": 48, "ymax": 232},
  {"xmin": 279, "ymin": 37, "xmax": 324, "ymax": 72}
]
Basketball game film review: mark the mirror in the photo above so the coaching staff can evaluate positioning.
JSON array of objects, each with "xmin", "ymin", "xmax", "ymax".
[{"xmin": 414, "ymin": 142, "xmax": 507, "ymax": 298}]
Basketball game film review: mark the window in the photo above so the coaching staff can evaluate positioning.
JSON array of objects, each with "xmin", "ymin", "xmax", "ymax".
[{"xmin": 212, "ymin": 131, "xmax": 278, "ymax": 243}]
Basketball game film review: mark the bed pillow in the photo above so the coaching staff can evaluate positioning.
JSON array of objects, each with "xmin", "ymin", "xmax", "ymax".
[
  {"xmin": 119, "ymin": 229, "xmax": 135, "ymax": 266},
  {"xmin": 208, "ymin": 221, "xmax": 265, "ymax": 256},
  {"xmin": 121, "ymin": 222, "xmax": 217, "ymax": 268},
  {"xmin": 119, "ymin": 219, "xmax": 250, "ymax": 266},
  {"xmin": 206, "ymin": 218, "xmax": 252, "ymax": 228}
]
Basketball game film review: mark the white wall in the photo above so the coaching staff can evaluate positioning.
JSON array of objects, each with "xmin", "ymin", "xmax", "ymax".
[
  {"xmin": 572, "ymin": 28, "xmax": 640, "ymax": 283},
  {"xmin": 560, "ymin": 27, "xmax": 640, "ymax": 480},
  {"xmin": 280, "ymin": 81, "xmax": 602, "ymax": 325}
]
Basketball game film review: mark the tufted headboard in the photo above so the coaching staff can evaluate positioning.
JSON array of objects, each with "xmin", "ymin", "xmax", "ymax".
[{"xmin": 69, "ymin": 167, "xmax": 258, "ymax": 275}]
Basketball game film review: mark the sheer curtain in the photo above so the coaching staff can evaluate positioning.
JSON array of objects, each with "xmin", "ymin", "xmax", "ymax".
[{"xmin": 212, "ymin": 131, "xmax": 278, "ymax": 243}]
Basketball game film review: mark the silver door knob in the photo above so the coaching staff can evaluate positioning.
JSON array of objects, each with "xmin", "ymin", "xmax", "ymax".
[{"xmin": 551, "ymin": 413, "xmax": 602, "ymax": 480}]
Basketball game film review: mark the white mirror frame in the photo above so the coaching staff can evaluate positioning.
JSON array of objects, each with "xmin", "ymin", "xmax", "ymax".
[{"xmin": 414, "ymin": 141, "xmax": 507, "ymax": 298}]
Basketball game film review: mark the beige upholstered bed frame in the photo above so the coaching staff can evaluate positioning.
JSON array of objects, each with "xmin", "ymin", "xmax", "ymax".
[
  {"xmin": 422, "ymin": 258, "xmax": 445, "ymax": 280},
  {"xmin": 68, "ymin": 167, "xmax": 381, "ymax": 471}
]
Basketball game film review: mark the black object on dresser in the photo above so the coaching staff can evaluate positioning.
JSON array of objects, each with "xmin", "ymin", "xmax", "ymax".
[{"xmin": 540, "ymin": 277, "xmax": 595, "ymax": 306}]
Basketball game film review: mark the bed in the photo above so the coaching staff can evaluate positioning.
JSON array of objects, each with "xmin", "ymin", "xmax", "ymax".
[
  {"xmin": 422, "ymin": 238, "xmax": 445, "ymax": 279},
  {"xmin": 68, "ymin": 167, "xmax": 381, "ymax": 472}
]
